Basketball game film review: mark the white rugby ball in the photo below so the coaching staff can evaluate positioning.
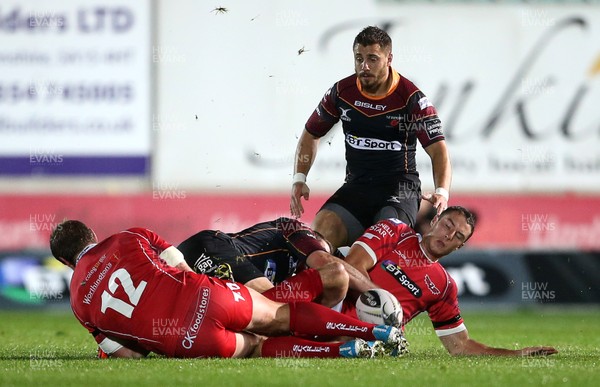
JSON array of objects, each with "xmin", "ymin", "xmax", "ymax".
[{"xmin": 356, "ymin": 289, "xmax": 403, "ymax": 327}]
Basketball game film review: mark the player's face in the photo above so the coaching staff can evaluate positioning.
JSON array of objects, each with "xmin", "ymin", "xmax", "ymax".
[
  {"xmin": 353, "ymin": 43, "xmax": 392, "ymax": 94},
  {"xmin": 424, "ymin": 212, "xmax": 472, "ymax": 259}
]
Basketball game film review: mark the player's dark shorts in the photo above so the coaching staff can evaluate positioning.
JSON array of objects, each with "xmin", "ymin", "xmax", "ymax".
[
  {"xmin": 177, "ymin": 231, "xmax": 264, "ymax": 284},
  {"xmin": 321, "ymin": 180, "xmax": 420, "ymax": 243}
]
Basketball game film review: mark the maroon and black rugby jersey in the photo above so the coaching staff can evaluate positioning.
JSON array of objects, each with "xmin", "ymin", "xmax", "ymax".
[{"xmin": 306, "ymin": 69, "xmax": 444, "ymax": 185}]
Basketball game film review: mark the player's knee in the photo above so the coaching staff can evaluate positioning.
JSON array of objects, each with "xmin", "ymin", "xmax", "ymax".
[
  {"xmin": 320, "ymin": 261, "xmax": 349, "ymax": 290},
  {"xmin": 270, "ymin": 303, "xmax": 291, "ymax": 334}
]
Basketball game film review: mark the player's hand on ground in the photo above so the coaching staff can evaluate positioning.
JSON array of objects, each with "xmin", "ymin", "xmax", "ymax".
[
  {"xmin": 290, "ymin": 182, "xmax": 310, "ymax": 218},
  {"xmin": 519, "ymin": 346, "xmax": 558, "ymax": 356},
  {"xmin": 421, "ymin": 192, "xmax": 448, "ymax": 219}
]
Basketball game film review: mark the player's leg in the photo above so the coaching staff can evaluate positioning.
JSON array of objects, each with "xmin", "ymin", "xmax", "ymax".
[
  {"xmin": 258, "ymin": 335, "xmax": 383, "ymax": 358},
  {"xmin": 374, "ymin": 202, "xmax": 418, "ymax": 228},
  {"xmin": 312, "ymin": 261, "xmax": 348, "ymax": 307},
  {"xmin": 228, "ymin": 296, "xmax": 379, "ymax": 359},
  {"xmin": 245, "ymin": 287, "xmax": 406, "ymax": 352},
  {"xmin": 261, "ymin": 262, "xmax": 347, "ymax": 307},
  {"xmin": 261, "ymin": 267, "xmax": 322, "ymax": 303},
  {"xmin": 314, "ymin": 184, "xmax": 379, "ymax": 248},
  {"xmin": 311, "ymin": 209, "xmax": 349, "ymax": 249},
  {"xmin": 177, "ymin": 230, "xmax": 265, "ymax": 284},
  {"xmin": 244, "ymin": 276, "xmax": 275, "ymax": 293},
  {"xmin": 197, "ymin": 276, "xmax": 406, "ymax": 358},
  {"xmin": 177, "ymin": 230, "xmax": 236, "ymax": 275},
  {"xmin": 373, "ymin": 180, "xmax": 420, "ymax": 227}
]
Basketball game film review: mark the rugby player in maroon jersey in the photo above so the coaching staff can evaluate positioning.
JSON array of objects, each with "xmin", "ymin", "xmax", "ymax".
[
  {"xmin": 291, "ymin": 26, "xmax": 451, "ymax": 250},
  {"xmin": 177, "ymin": 217, "xmax": 378, "ymax": 308}
]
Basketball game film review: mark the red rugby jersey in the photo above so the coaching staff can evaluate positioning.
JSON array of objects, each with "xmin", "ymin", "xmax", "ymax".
[
  {"xmin": 353, "ymin": 218, "xmax": 465, "ymax": 336},
  {"xmin": 69, "ymin": 228, "xmax": 211, "ymax": 356}
]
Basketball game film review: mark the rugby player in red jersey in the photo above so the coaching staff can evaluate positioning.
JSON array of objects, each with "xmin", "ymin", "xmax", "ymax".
[
  {"xmin": 291, "ymin": 26, "xmax": 451, "ymax": 249},
  {"xmin": 50, "ymin": 220, "xmax": 407, "ymax": 359},
  {"xmin": 342, "ymin": 206, "xmax": 557, "ymax": 356}
]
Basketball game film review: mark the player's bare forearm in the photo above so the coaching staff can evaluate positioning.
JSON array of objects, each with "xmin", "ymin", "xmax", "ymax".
[
  {"xmin": 294, "ymin": 129, "xmax": 319, "ymax": 175},
  {"xmin": 343, "ymin": 245, "xmax": 375, "ymax": 278},
  {"xmin": 291, "ymin": 130, "xmax": 319, "ymax": 217},
  {"xmin": 425, "ymin": 141, "xmax": 452, "ymax": 191},
  {"xmin": 455, "ymin": 340, "xmax": 556, "ymax": 357},
  {"xmin": 306, "ymin": 251, "xmax": 375, "ymax": 292},
  {"xmin": 423, "ymin": 141, "xmax": 452, "ymax": 214},
  {"xmin": 439, "ymin": 331, "xmax": 558, "ymax": 357},
  {"xmin": 340, "ymin": 259, "xmax": 378, "ymax": 293},
  {"xmin": 109, "ymin": 346, "xmax": 149, "ymax": 359},
  {"xmin": 449, "ymin": 338, "xmax": 520, "ymax": 356}
]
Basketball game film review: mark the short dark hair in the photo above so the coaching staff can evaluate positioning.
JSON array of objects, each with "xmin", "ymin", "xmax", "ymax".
[
  {"xmin": 353, "ymin": 26, "xmax": 392, "ymax": 50},
  {"xmin": 439, "ymin": 206, "xmax": 477, "ymax": 241},
  {"xmin": 50, "ymin": 220, "xmax": 96, "ymax": 265}
]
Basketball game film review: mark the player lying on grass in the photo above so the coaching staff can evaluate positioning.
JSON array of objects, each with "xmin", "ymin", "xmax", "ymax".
[
  {"xmin": 178, "ymin": 211, "xmax": 557, "ymax": 357},
  {"xmin": 50, "ymin": 220, "xmax": 407, "ymax": 359},
  {"xmin": 177, "ymin": 217, "xmax": 379, "ymax": 308},
  {"xmin": 340, "ymin": 205, "xmax": 558, "ymax": 357}
]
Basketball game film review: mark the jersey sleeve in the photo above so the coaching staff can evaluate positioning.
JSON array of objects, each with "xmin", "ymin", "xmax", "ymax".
[
  {"xmin": 75, "ymin": 316, "xmax": 125, "ymax": 355},
  {"xmin": 95, "ymin": 332, "xmax": 124, "ymax": 354},
  {"xmin": 278, "ymin": 217, "xmax": 329, "ymax": 264},
  {"xmin": 125, "ymin": 228, "xmax": 172, "ymax": 253},
  {"xmin": 305, "ymin": 84, "xmax": 340, "ymax": 137},
  {"xmin": 406, "ymin": 90, "xmax": 445, "ymax": 148},
  {"xmin": 353, "ymin": 218, "xmax": 411, "ymax": 266},
  {"xmin": 427, "ymin": 276, "xmax": 466, "ymax": 336}
]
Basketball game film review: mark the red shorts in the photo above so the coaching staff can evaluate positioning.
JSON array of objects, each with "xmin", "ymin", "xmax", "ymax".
[{"xmin": 173, "ymin": 275, "xmax": 253, "ymax": 358}]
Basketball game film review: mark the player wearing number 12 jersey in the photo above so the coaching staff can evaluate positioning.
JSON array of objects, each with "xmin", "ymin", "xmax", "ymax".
[{"xmin": 50, "ymin": 220, "xmax": 409, "ymax": 359}]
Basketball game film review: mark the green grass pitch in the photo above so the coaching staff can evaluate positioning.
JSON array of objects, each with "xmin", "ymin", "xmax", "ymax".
[{"xmin": 1, "ymin": 308, "xmax": 599, "ymax": 386}]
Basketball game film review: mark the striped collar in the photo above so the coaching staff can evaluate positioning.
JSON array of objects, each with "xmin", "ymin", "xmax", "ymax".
[{"xmin": 75, "ymin": 244, "xmax": 97, "ymax": 266}]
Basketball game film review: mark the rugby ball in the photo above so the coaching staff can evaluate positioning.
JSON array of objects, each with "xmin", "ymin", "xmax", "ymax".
[{"xmin": 356, "ymin": 289, "xmax": 403, "ymax": 327}]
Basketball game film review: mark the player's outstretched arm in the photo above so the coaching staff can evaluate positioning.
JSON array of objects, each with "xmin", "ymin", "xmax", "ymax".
[
  {"xmin": 343, "ymin": 244, "xmax": 376, "ymax": 278},
  {"xmin": 438, "ymin": 329, "xmax": 558, "ymax": 357}
]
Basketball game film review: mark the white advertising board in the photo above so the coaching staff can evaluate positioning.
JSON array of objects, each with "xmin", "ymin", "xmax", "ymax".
[{"xmin": 0, "ymin": 0, "xmax": 151, "ymax": 174}]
